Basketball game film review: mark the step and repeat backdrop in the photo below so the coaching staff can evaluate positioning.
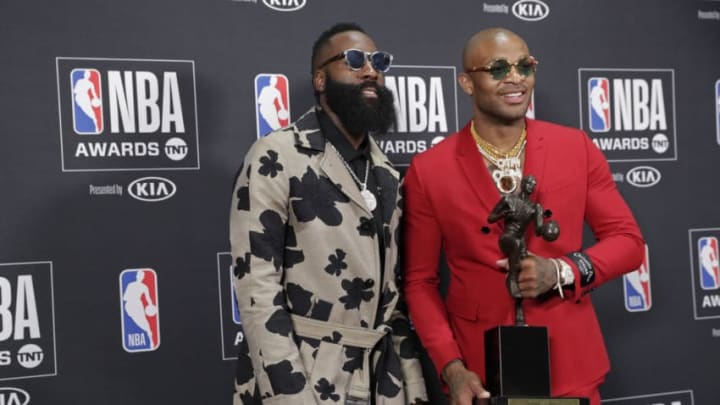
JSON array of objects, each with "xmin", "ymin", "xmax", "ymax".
[{"xmin": 1, "ymin": 0, "xmax": 719, "ymax": 404}]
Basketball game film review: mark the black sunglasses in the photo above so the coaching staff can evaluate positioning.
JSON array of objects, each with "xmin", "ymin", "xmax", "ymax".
[
  {"xmin": 466, "ymin": 56, "xmax": 539, "ymax": 80},
  {"xmin": 318, "ymin": 48, "xmax": 394, "ymax": 73}
]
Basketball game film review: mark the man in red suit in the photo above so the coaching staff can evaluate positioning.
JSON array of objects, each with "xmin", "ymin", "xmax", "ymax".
[{"xmin": 403, "ymin": 28, "xmax": 645, "ymax": 405}]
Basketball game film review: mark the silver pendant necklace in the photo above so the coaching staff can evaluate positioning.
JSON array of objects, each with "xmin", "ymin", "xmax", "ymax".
[{"xmin": 328, "ymin": 143, "xmax": 377, "ymax": 211}]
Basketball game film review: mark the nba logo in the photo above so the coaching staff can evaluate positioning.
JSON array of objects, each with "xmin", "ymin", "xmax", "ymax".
[
  {"xmin": 255, "ymin": 73, "xmax": 290, "ymax": 138},
  {"xmin": 698, "ymin": 236, "xmax": 720, "ymax": 290},
  {"xmin": 229, "ymin": 265, "xmax": 242, "ymax": 325},
  {"xmin": 623, "ymin": 244, "xmax": 652, "ymax": 312},
  {"xmin": 119, "ymin": 268, "xmax": 160, "ymax": 352},
  {"xmin": 70, "ymin": 68, "xmax": 103, "ymax": 134},
  {"xmin": 525, "ymin": 91, "xmax": 535, "ymax": 119},
  {"xmin": 588, "ymin": 77, "xmax": 610, "ymax": 132}
]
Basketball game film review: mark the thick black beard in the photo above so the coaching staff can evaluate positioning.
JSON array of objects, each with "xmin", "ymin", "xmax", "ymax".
[{"xmin": 324, "ymin": 75, "xmax": 396, "ymax": 135}]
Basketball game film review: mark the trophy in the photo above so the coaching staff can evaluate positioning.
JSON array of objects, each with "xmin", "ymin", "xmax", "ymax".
[{"xmin": 481, "ymin": 175, "xmax": 588, "ymax": 405}]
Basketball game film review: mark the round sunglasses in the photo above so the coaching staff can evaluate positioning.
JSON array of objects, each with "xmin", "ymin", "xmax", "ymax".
[
  {"xmin": 318, "ymin": 48, "xmax": 394, "ymax": 73},
  {"xmin": 466, "ymin": 56, "xmax": 539, "ymax": 80}
]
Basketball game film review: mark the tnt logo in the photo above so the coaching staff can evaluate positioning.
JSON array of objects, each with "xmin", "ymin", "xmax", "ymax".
[
  {"xmin": 119, "ymin": 269, "xmax": 160, "ymax": 352},
  {"xmin": 624, "ymin": 244, "xmax": 652, "ymax": 312},
  {"xmin": 588, "ymin": 77, "xmax": 610, "ymax": 132},
  {"xmin": 255, "ymin": 74, "xmax": 290, "ymax": 138},
  {"xmin": 71, "ymin": 68, "xmax": 103, "ymax": 134},
  {"xmin": 698, "ymin": 237, "xmax": 720, "ymax": 290}
]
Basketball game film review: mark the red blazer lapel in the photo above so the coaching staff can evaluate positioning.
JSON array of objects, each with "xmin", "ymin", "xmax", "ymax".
[
  {"xmin": 455, "ymin": 123, "xmax": 502, "ymax": 214},
  {"xmin": 523, "ymin": 119, "xmax": 548, "ymax": 201}
]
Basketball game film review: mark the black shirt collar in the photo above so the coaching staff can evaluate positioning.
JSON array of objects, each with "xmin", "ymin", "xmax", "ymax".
[{"xmin": 316, "ymin": 109, "xmax": 371, "ymax": 162}]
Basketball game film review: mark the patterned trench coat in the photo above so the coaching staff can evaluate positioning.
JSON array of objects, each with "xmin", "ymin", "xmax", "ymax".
[{"xmin": 230, "ymin": 108, "xmax": 428, "ymax": 404}]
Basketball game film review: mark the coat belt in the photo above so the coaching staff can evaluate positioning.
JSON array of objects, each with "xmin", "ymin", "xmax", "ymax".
[{"xmin": 290, "ymin": 314, "xmax": 395, "ymax": 405}]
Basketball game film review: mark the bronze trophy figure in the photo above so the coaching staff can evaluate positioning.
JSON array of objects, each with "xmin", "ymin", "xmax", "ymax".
[
  {"xmin": 487, "ymin": 175, "xmax": 559, "ymax": 326},
  {"xmin": 482, "ymin": 175, "xmax": 587, "ymax": 404}
]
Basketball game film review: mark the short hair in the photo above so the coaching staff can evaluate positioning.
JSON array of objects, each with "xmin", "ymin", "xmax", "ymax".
[{"xmin": 311, "ymin": 22, "xmax": 366, "ymax": 73}]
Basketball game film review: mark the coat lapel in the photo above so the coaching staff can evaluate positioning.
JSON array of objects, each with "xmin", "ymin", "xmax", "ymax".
[
  {"xmin": 292, "ymin": 108, "xmax": 373, "ymax": 215},
  {"xmin": 368, "ymin": 135, "xmax": 399, "ymax": 227},
  {"xmin": 319, "ymin": 144, "xmax": 373, "ymax": 216},
  {"xmin": 456, "ymin": 123, "xmax": 502, "ymax": 213},
  {"xmin": 522, "ymin": 119, "xmax": 548, "ymax": 201}
]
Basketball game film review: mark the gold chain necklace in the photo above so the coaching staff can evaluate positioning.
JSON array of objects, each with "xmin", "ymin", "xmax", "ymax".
[{"xmin": 471, "ymin": 122, "xmax": 527, "ymax": 194}]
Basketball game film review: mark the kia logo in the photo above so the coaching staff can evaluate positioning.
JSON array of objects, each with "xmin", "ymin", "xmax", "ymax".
[
  {"xmin": 512, "ymin": 0, "xmax": 550, "ymax": 21},
  {"xmin": 0, "ymin": 387, "xmax": 30, "ymax": 405},
  {"xmin": 262, "ymin": 0, "xmax": 306, "ymax": 12},
  {"xmin": 626, "ymin": 166, "xmax": 661, "ymax": 188},
  {"xmin": 128, "ymin": 177, "xmax": 177, "ymax": 202}
]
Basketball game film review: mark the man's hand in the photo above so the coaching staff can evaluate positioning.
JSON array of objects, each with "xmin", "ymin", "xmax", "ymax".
[
  {"xmin": 443, "ymin": 360, "xmax": 491, "ymax": 405},
  {"xmin": 496, "ymin": 254, "xmax": 558, "ymax": 298}
]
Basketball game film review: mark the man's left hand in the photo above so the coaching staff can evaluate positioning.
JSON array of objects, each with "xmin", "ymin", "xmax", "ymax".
[{"xmin": 496, "ymin": 254, "xmax": 558, "ymax": 298}]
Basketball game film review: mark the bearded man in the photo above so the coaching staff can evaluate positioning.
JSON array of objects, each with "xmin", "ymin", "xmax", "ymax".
[{"xmin": 230, "ymin": 22, "xmax": 428, "ymax": 405}]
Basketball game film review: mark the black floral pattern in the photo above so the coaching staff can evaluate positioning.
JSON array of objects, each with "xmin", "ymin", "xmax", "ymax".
[
  {"xmin": 324, "ymin": 249, "xmax": 347, "ymax": 276},
  {"xmin": 250, "ymin": 210, "xmax": 304, "ymax": 271},
  {"xmin": 290, "ymin": 167, "xmax": 349, "ymax": 225},
  {"xmin": 295, "ymin": 129, "xmax": 325, "ymax": 157},
  {"xmin": 258, "ymin": 150, "xmax": 283, "ymax": 178},
  {"xmin": 265, "ymin": 309, "xmax": 292, "ymax": 337},
  {"xmin": 339, "ymin": 278, "xmax": 375, "ymax": 310},
  {"xmin": 234, "ymin": 253, "xmax": 251, "ymax": 279},
  {"xmin": 235, "ymin": 338, "xmax": 254, "ymax": 385},
  {"xmin": 314, "ymin": 378, "xmax": 341, "ymax": 402},
  {"xmin": 342, "ymin": 346, "xmax": 363, "ymax": 373},
  {"xmin": 321, "ymin": 331, "xmax": 343, "ymax": 344},
  {"xmin": 357, "ymin": 217, "xmax": 376, "ymax": 237},
  {"xmin": 264, "ymin": 360, "xmax": 306, "ymax": 395},
  {"xmin": 286, "ymin": 282, "xmax": 313, "ymax": 315},
  {"xmin": 236, "ymin": 185, "xmax": 250, "ymax": 211},
  {"xmin": 379, "ymin": 288, "xmax": 397, "ymax": 316},
  {"xmin": 238, "ymin": 387, "xmax": 261, "ymax": 405}
]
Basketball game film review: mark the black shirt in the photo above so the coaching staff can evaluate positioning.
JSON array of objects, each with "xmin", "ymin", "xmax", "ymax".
[{"xmin": 316, "ymin": 109, "xmax": 386, "ymax": 270}]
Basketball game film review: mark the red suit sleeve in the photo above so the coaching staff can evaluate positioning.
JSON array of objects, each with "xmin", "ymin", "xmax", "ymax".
[{"xmin": 402, "ymin": 161, "xmax": 463, "ymax": 376}]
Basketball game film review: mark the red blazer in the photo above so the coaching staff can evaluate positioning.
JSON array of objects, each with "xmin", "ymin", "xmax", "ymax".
[{"xmin": 403, "ymin": 119, "xmax": 644, "ymax": 396}]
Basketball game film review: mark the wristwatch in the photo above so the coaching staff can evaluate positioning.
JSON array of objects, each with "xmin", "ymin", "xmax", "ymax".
[{"xmin": 557, "ymin": 259, "xmax": 575, "ymax": 286}]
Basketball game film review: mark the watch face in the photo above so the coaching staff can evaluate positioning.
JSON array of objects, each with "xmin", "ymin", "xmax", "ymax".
[{"xmin": 560, "ymin": 262, "xmax": 574, "ymax": 285}]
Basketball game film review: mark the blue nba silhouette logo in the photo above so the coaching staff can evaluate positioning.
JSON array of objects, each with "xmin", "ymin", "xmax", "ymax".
[
  {"xmin": 623, "ymin": 244, "xmax": 651, "ymax": 312},
  {"xmin": 70, "ymin": 68, "xmax": 103, "ymax": 134},
  {"xmin": 588, "ymin": 77, "xmax": 610, "ymax": 132},
  {"xmin": 255, "ymin": 73, "xmax": 290, "ymax": 138},
  {"xmin": 229, "ymin": 265, "xmax": 242, "ymax": 325},
  {"xmin": 119, "ymin": 269, "xmax": 160, "ymax": 352},
  {"xmin": 699, "ymin": 236, "xmax": 720, "ymax": 290}
]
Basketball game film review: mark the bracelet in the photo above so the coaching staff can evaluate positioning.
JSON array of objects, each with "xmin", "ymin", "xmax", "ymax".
[
  {"xmin": 550, "ymin": 258, "xmax": 564, "ymax": 299},
  {"xmin": 567, "ymin": 251, "xmax": 595, "ymax": 287}
]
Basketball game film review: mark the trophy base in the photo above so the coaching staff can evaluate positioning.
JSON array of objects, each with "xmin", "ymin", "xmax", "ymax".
[
  {"xmin": 475, "ymin": 397, "xmax": 589, "ymax": 405},
  {"xmin": 485, "ymin": 325, "xmax": 551, "ymax": 396}
]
